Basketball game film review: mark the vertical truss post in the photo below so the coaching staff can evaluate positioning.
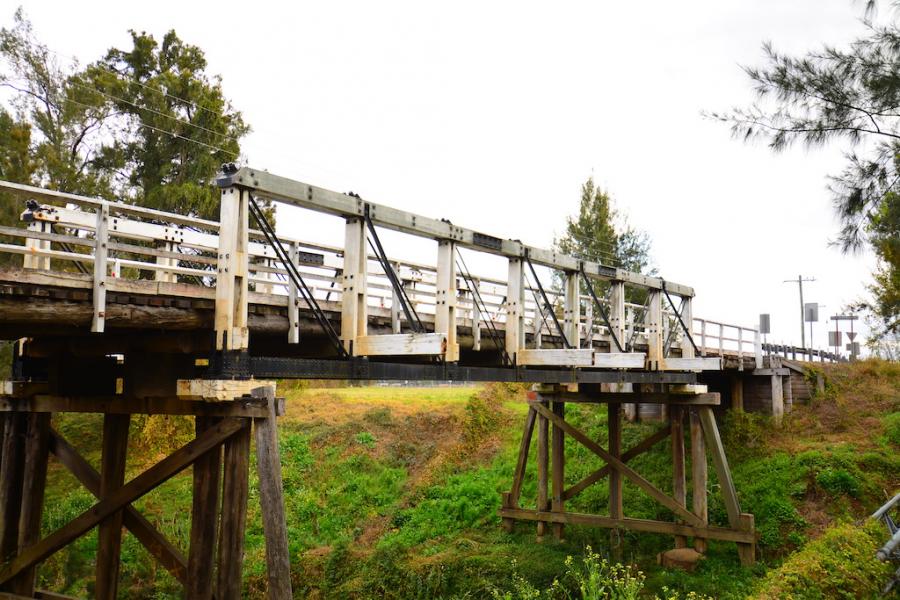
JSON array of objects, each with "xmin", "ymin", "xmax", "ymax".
[
  {"xmin": 436, "ymin": 241, "xmax": 460, "ymax": 361},
  {"xmin": 215, "ymin": 187, "xmax": 250, "ymax": 351},
  {"xmin": 564, "ymin": 271, "xmax": 580, "ymax": 348},
  {"xmin": 534, "ymin": 302, "xmax": 544, "ymax": 349},
  {"xmin": 690, "ymin": 408, "xmax": 708, "ymax": 553},
  {"xmin": 341, "ymin": 218, "xmax": 368, "ymax": 355},
  {"xmin": 22, "ymin": 221, "xmax": 50, "ymax": 270},
  {"xmin": 288, "ymin": 242, "xmax": 300, "ymax": 344},
  {"xmin": 610, "ymin": 281, "xmax": 636, "ymax": 417},
  {"xmin": 92, "ymin": 202, "xmax": 109, "ymax": 333},
  {"xmin": 645, "ymin": 290, "xmax": 663, "ymax": 370},
  {"xmin": 506, "ymin": 258, "xmax": 525, "ymax": 363}
]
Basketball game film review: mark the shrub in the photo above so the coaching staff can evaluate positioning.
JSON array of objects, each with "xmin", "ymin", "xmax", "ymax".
[
  {"xmin": 815, "ymin": 468, "xmax": 861, "ymax": 498},
  {"xmin": 753, "ymin": 520, "xmax": 893, "ymax": 599},
  {"xmin": 355, "ymin": 431, "xmax": 378, "ymax": 449},
  {"xmin": 883, "ymin": 412, "xmax": 900, "ymax": 446}
]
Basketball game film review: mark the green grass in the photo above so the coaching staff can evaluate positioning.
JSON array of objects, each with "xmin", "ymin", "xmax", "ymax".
[{"xmin": 32, "ymin": 364, "xmax": 900, "ymax": 598}]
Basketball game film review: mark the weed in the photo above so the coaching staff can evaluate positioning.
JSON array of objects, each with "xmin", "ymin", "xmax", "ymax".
[{"xmin": 355, "ymin": 431, "xmax": 378, "ymax": 449}]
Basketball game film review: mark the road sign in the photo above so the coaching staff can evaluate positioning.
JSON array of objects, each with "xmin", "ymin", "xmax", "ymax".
[
  {"xmin": 804, "ymin": 303, "xmax": 819, "ymax": 322},
  {"xmin": 828, "ymin": 331, "xmax": 841, "ymax": 346},
  {"xmin": 846, "ymin": 342, "xmax": 860, "ymax": 354},
  {"xmin": 759, "ymin": 314, "xmax": 771, "ymax": 334},
  {"xmin": 847, "ymin": 331, "xmax": 857, "ymax": 342},
  {"xmin": 830, "ymin": 315, "xmax": 859, "ymax": 321}
]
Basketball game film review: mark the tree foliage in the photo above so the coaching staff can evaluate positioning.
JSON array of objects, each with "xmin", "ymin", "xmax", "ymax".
[
  {"xmin": 554, "ymin": 176, "xmax": 653, "ymax": 275},
  {"xmin": 0, "ymin": 8, "xmax": 251, "ymax": 221},
  {"xmin": 710, "ymin": 1, "xmax": 900, "ymax": 338}
]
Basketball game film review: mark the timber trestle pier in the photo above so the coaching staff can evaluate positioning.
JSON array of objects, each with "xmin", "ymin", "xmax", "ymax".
[{"xmin": 0, "ymin": 164, "xmax": 837, "ymax": 596}]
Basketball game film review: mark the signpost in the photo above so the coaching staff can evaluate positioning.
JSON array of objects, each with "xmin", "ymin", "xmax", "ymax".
[
  {"xmin": 804, "ymin": 303, "xmax": 819, "ymax": 351},
  {"xmin": 831, "ymin": 314, "xmax": 860, "ymax": 361}
]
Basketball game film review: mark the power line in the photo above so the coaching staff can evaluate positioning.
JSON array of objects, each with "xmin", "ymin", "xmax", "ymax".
[
  {"xmin": 67, "ymin": 78, "xmax": 241, "ymax": 145},
  {"xmin": 43, "ymin": 46, "xmax": 226, "ymax": 122},
  {"xmin": 63, "ymin": 95, "xmax": 239, "ymax": 158}
]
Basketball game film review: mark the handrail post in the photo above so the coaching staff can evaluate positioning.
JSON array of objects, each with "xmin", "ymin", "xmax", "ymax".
[
  {"xmin": 718, "ymin": 323, "xmax": 724, "ymax": 358},
  {"xmin": 92, "ymin": 202, "xmax": 109, "ymax": 333},
  {"xmin": 699, "ymin": 319, "xmax": 706, "ymax": 356},
  {"xmin": 737, "ymin": 327, "xmax": 744, "ymax": 370},
  {"xmin": 754, "ymin": 329, "xmax": 763, "ymax": 369},
  {"xmin": 23, "ymin": 220, "xmax": 51, "ymax": 270},
  {"xmin": 471, "ymin": 277, "xmax": 481, "ymax": 351},
  {"xmin": 287, "ymin": 242, "xmax": 300, "ymax": 344}
]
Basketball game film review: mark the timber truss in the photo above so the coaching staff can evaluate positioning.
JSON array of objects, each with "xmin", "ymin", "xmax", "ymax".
[
  {"xmin": 0, "ymin": 163, "xmax": 757, "ymax": 596},
  {"xmin": 0, "ymin": 386, "xmax": 292, "ymax": 599},
  {"xmin": 500, "ymin": 385, "xmax": 755, "ymax": 565}
]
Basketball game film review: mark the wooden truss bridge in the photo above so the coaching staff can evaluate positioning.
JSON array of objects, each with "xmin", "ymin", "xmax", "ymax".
[{"xmin": 0, "ymin": 166, "xmax": 838, "ymax": 597}]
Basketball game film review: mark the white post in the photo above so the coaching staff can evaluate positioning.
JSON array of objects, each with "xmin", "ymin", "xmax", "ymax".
[
  {"xmin": 679, "ymin": 296, "xmax": 694, "ymax": 360},
  {"xmin": 436, "ymin": 240, "xmax": 459, "ymax": 361},
  {"xmin": 737, "ymin": 327, "xmax": 744, "ymax": 371},
  {"xmin": 288, "ymin": 242, "xmax": 300, "ymax": 344},
  {"xmin": 506, "ymin": 257, "xmax": 525, "ymax": 364},
  {"xmin": 340, "ymin": 218, "xmax": 367, "ymax": 355},
  {"xmin": 214, "ymin": 187, "xmax": 250, "ymax": 351},
  {"xmin": 155, "ymin": 241, "xmax": 177, "ymax": 283},
  {"xmin": 754, "ymin": 330, "xmax": 763, "ymax": 369},
  {"xmin": 23, "ymin": 221, "xmax": 51, "ymax": 270},
  {"xmin": 92, "ymin": 203, "xmax": 109, "ymax": 333},
  {"xmin": 609, "ymin": 281, "xmax": 626, "ymax": 352},
  {"xmin": 700, "ymin": 319, "xmax": 707, "ymax": 356},
  {"xmin": 564, "ymin": 271, "xmax": 580, "ymax": 348},
  {"xmin": 471, "ymin": 277, "xmax": 482, "ymax": 351},
  {"xmin": 583, "ymin": 299, "xmax": 593, "ymax": 349},
  {"xmin": 718, "ymin": 323, "xmax": 724, "ymax": 357},
  {"xmin": 645, "ymin": 290, "xmax": 663, "ymax": 370}
]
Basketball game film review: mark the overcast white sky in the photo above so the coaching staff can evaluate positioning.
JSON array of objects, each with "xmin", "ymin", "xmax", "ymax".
[{"xmin": 6, "ymin": 0, "xmax": 879, "ymax": 352}]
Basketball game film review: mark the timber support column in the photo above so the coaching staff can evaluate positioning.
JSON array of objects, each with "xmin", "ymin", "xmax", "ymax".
[
  {"xmin": 341, "ymin": 218, "xmax": 368, "ymax": 355},
  {"xmin": 610, "ymin": 281, "xmax": 636, "ymax": 420},
  {"xmin": 608, "ymin": 402, "xmax": 623, "ymax": 558},
  {"xmin": 252, "ymin": 386, "xmax": 293, "ymax": 599},
  {"xmin": 551, "ymin": 394, "xmax": 565, "ymax": 541},
  {"xmin": 215, "ymin": 186, "xmax": 250, "ymax": 352},
  {"xmin": 436, "ymin": 240, "xmax": 460, "ymax": 361},
  {"xmin": 690, "ymin": 408, "xmax": 708, "ymax": 553}
]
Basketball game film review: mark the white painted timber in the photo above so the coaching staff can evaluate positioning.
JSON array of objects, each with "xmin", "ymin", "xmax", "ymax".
[
  {"xmin": 92, "ymin": 203, "xmax": 109, "ymax": 333},
  {"xmin": 506, "ymin": 258, "xmax": 525, "ymax": 362},
  {"xmin": 354, "ymin": 333, "xmax": 447, "ymax": 356},
  {"xmin": 435, "ymin": 240, "xmax": 460, "ymax": 361},
  {"xmin": 517, "ymin": 348, "xmax": 594, "ymax": 367},
  {"xmin": 663, "ymin": 357, "xmax": 723, "ymax": 371},
  {"xmin": 592, "ymin": 352, "xmax": 647, "ymax": 369},
  {"xmin": 177, "ymin": 378, "xmax": 277, "ymax": 401}
]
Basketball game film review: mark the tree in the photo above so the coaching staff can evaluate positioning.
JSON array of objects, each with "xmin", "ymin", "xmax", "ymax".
[
  {"xmin": 555, "ymin": 177, "xmax": 653, "ymax": 275},
  {"xmin": 0, "ymin": 8, "xmax": 115, "ymax": 197},
  {"xmin": 710, "ymin": 1, "xmax": 900, "ymax": 339},
  {"xmin": 83, "ymin": 29, "xmax": 252, "ymax": 219},
  {"xmin": 0, "ymin": 10, "xmax": 257, "ymax": 221}
]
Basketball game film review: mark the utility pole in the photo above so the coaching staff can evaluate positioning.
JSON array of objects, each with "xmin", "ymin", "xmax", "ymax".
[{"xmin": 783, "ymin": 275, "xmax": 815, "ymax": 349}]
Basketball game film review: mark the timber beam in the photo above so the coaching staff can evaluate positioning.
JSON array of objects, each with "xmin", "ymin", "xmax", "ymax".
[{"xmin": 0, "ymin": 395, "xmax": 285, "ymax": 418}]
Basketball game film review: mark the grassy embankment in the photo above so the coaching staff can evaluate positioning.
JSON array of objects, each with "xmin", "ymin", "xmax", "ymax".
[{"xmin": 35, "ymin": 361, "xmax": 900, "ymax": 598}]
